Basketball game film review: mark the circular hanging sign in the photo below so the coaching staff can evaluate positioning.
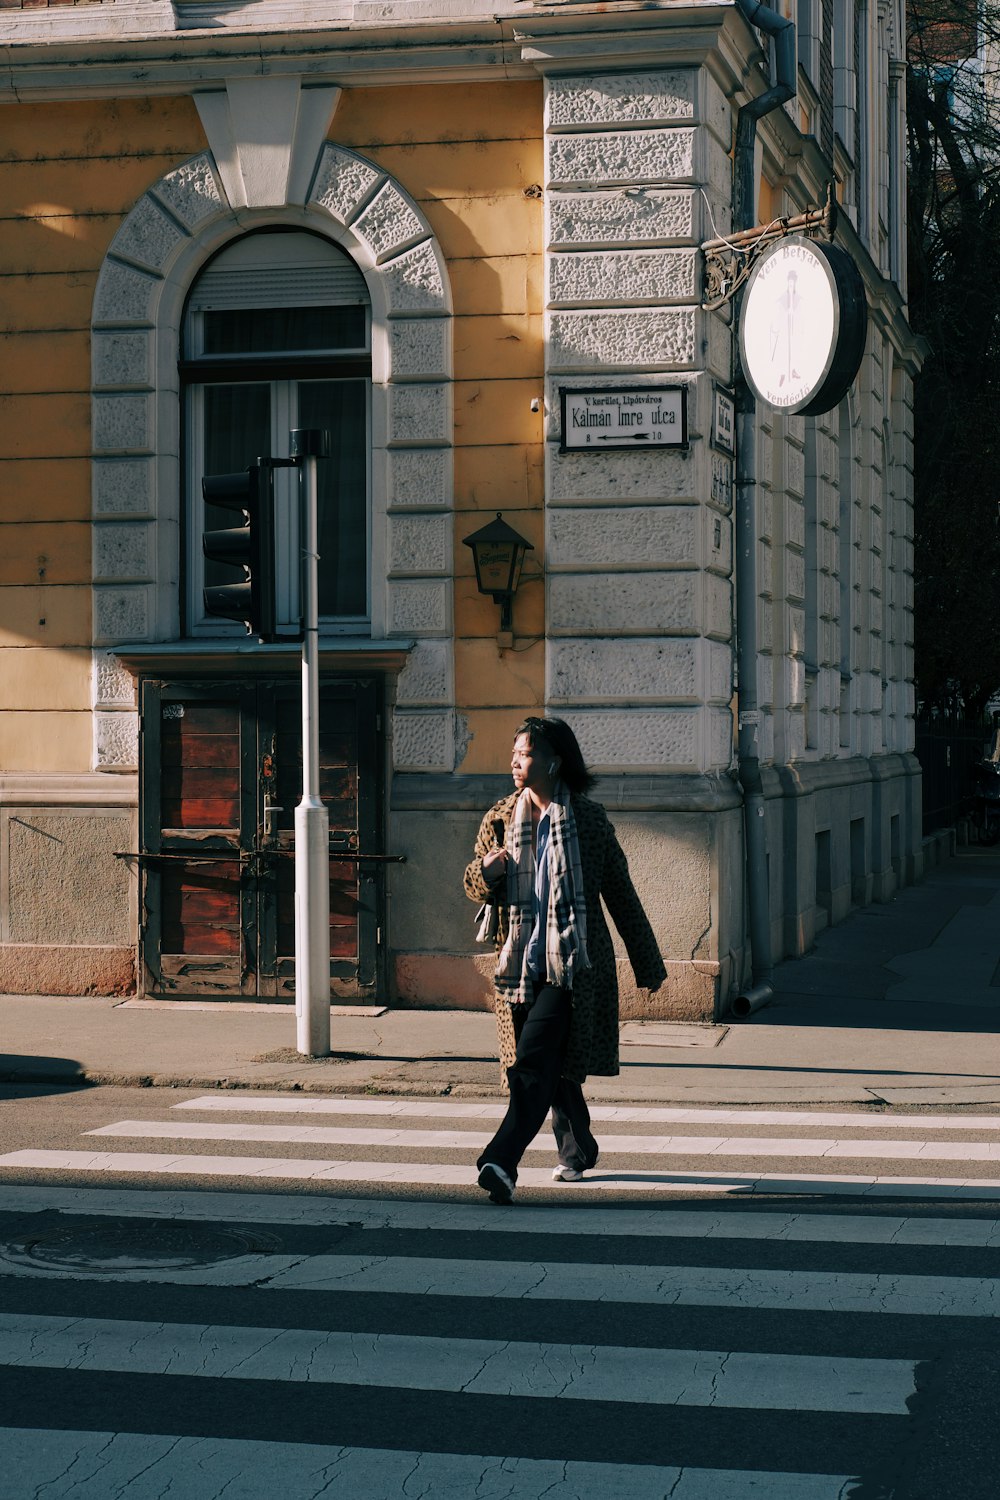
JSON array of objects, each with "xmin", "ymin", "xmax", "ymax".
[{"xmin": 738, "ymin": 235, "xmax": 868, "ymax": 416}]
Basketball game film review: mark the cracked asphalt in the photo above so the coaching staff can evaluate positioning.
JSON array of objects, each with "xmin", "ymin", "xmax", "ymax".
[{"xmin": 1, "ymin": 1083, "xmax": 999, "ymax": 1495}]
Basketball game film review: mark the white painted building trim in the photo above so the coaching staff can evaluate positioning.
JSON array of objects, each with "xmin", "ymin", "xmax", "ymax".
[{"xmin": 90, "ymin": 75, "xmax": 456, "ymax": 775}]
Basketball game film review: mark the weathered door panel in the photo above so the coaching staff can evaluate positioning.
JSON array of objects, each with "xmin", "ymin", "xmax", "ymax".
[
  {"xmin": 140, "ymin": 677, "xmax": 381, "ymax": 1001},
  {"xmin": 140, "ymin": 682, "xmax": 256, "ymax": 997}
]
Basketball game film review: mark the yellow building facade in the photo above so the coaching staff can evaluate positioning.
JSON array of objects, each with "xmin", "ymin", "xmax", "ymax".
[{"xmin": 0, "ymin": 0, "xmax": 922, "ymax": 1016}]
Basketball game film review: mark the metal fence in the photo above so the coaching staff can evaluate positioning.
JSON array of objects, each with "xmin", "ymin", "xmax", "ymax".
[{"xmin": 914, "ymin": 715, "xmax": 997, "ymax": 832}]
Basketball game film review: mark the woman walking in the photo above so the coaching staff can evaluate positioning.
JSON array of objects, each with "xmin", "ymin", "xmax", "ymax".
[{"xmin": 464, "ymin": 716, "xmax": 666, "ymax": 1204}]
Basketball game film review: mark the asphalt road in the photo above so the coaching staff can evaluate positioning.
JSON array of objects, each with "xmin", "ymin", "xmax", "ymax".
[
  {"xmin": 6, "ymin": 1080, "xmax": 1000, "ymax": 1195},
  {"xmin": 1, "ymin": 1082, "xmax": 999, "ymax": 1497}
]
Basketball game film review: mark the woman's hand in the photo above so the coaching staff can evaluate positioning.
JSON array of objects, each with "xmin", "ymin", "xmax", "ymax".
[{"xmin": 482, "ymin": 848, "xmax": 508, "ymax": 884}]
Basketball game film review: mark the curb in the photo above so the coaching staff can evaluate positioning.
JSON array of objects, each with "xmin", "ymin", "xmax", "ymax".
[
  {"xmin": 7, "ymin": 1062, "xmax": 1000, "ymax": 1111},
  {"xmin": 0, "ymin": 1064, "xmax": 501, "ymax": 1098}
]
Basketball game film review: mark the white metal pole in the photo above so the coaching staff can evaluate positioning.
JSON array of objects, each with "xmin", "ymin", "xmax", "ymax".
[{"xmin": 292, "ymin": 433, "xmax": 330, "ymax": 1057}]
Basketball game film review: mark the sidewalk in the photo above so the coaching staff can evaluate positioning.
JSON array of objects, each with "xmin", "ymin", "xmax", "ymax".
[{"xmin": 2, "ymin": 846, "xmax": 999, "ymax": 1108}]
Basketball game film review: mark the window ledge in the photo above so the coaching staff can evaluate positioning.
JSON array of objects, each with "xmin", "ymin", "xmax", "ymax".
[{"xmin": 112, "ymin": 638, "xmax": 414, "ymax": 679}]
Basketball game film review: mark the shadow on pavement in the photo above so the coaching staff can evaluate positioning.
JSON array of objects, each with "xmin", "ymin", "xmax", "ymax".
[
  {"xmin": 0, "ymin": 1057, "xmax": 88, "ymax": 1097},
  {"xmin": 753, "ymin": 995, "xmax": 1000, "ymax": 1034},
  {"xmin": 754, "ymin": 850, "xmax": 1000, "ymax": 1035},
  {"xmin": 617, "ymin": 1058, "xmax": 1000, "ymax": 1077}
]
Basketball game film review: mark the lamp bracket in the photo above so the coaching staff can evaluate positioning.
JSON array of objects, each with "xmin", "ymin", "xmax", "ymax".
[{"xmin": 701, "ymin": 185, "xmax": 836, "ymax": 312}]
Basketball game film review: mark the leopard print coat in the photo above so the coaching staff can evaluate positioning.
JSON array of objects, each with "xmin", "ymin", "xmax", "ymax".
[{"xmin": 464, "ymin": 791, "xmax": 666, "ymax": 1084}]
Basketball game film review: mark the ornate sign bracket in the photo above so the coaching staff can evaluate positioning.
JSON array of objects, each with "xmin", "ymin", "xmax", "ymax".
[{"xmin": 701, "ymin": 184, "xmax": 837, "ymax": 312}]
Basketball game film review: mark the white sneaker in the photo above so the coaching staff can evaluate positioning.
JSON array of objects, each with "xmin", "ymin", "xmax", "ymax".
[
  {"xmin": 552, "ymin": 1165, "xmax": 584, "ymax": 1182},
  {"xmin": 478, "ymin": 1162, "xmax": 515, "ymax": 1204}
]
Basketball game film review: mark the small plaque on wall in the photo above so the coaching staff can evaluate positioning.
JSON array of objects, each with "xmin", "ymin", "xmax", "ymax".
[
  {"xmin": 712, "ymin": 386, "xmax": 736, "ymax": 455},
  {"xmin": 560, "ymin": 386, "xmax": 687, "ymax": 452}
]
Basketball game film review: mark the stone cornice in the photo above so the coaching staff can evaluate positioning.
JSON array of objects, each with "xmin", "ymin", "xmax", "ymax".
[
  {"xmin": 770, "ymin": 753, "xmax": 920, "ymax": 800},
  {"xmin": 0, "ymin": 773, "xmax": 138, "ymax": 806},
  {"xmin": 391, "ymin": 770, "xmax": 744, "ymax": 812},
  {"xmin": 514, "ymin": 6, "xmax": 735, "ymax": 75},
  {"xmin": 0, "ymin": 12, "xmax": 523, "ymax": 98},
  {"xmin": 1, "ymin": 3, "xmax": 739, "ymax": 102}
]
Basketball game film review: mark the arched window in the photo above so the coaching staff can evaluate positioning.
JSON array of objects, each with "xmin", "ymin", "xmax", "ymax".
[{"xmin": 182, "ymin": 229, "xmax": 371, "ymax": 637}]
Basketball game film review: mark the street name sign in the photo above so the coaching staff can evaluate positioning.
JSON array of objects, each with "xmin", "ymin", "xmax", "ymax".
[{"xmin": 560, "ymin": 386, "xmax": 687, "ymax": 451}]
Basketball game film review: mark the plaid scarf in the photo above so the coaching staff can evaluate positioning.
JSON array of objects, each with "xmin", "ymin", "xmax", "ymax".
[{"xmin": 494, "ymin": 784, "xmax": 590, "ymax": 1003}]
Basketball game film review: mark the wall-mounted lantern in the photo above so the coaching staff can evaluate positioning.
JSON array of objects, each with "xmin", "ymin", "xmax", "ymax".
[{"xmin": 462, "ymin": 511, "xmax": 533, "ymax": 634}]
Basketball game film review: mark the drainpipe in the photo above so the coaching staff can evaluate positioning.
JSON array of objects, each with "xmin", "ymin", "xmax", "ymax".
[{"xmin": 729, "ymin": 0, "xmax": 796, "ymax": 1019}]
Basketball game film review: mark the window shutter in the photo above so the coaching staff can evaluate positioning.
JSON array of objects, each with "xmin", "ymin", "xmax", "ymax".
[{"xmin": 188, "ymin": 232, "xmax": 369, "ymax": 311}]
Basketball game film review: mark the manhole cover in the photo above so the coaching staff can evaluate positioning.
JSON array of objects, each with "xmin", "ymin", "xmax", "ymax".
[
  {"xmin": 1, "ymin": 1220, "xmax": 280, "ymax": 1273},
  {"xmin": 619, "ymin": 1023, "xmax": 727, "ymax": 1049}
]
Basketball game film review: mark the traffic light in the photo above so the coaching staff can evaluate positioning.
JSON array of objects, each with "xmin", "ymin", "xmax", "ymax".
[{"xmin": 202, "ymin": 463, "xmax": 276, "ymax": 641}]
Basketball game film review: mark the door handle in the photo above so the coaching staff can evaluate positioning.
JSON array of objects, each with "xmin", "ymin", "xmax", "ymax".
[
  {"xmin": 260, "ymin": 747, "xmax": 279, "ymax": 845},
  {"xmin": 263, "ymin": 797, "xmax": 283, "ymax": 842}
]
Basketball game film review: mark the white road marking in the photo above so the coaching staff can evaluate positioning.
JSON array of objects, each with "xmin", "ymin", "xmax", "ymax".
[
  {"xmin": 2, "ymin": 1183, "xmax": 998, "ymax": 1246},
  {"xmin": 5, "ymin": 1149, "xmax": 1000, "ymax": 1198},
  {"xmin": 2, "ymin": 1097, "xmax": 978, "ymax": 1500},
  {"xmin": 0, "ymin": 1313, "xmax": 916, "ymax": 1413},
  {"xmin": 84, "ymin": 1119, "xmax": 1000, "ymax": 1162},
  {"xmin": 175, "ymin": 1094, "xmax": 1000, "ymax": 1131},
  {"xmin": 0, "ymin": 1430, "xmax": 860, "ymax": 1500},
  {"xmin": 0, "ymin": 1236, "xmax": 995, "ymax": 1317},
  {"xmin": 261, "ymin": 1252, "xmax": 1000, "ymax": 1318}
]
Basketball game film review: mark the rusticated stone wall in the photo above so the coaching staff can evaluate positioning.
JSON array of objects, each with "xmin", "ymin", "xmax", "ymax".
[{"xmin": 543, "ymin": 68, "xmax": 735, "ymax": 775}]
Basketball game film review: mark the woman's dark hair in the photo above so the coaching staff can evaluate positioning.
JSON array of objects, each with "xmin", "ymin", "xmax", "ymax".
[{"xmin": 514, "ymin": 716, "xmax": 596, "ymax": 794}]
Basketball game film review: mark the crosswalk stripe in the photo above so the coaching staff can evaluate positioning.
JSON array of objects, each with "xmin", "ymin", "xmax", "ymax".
[
  {"xmin": 2, "ymin": 1093, "xmax": 989, "ymax": 1500},
  {"xmin": 6, "ymin": 1148, "xmax": 1000, "ymax": 1197},
  {"xmin": 0, "ymin": 1313, "xmax": 916, "ymax": 1413},
  {"xmin": 85, "ymin": 1118, "xmax": 1000, "ymax": 1161},
  {"xmin": 2, "ymin": 1234, "xmax": 995, "ymax": 1318},
  {"xmin": 10, "ymin": 1101, "xmax": 1000, "ymax": 1496},
  {"xmin": 0, "ymin": 1430, "xmax": 860, "ymax": 1500},
  {"xmin": 175, "ymin": 1093, "xmax": 1000, "ymax": 1131},
  {"xmin": 3, "ymin": 1183, "xmax": 998, "ymax": 1246},
  {"xmin": 258, "ymin": 1251, "xmax": 1000, "ymax": 1317}
]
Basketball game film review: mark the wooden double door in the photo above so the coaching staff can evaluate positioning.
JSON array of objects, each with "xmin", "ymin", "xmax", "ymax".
[{"xmin": 139, "ymin": 677, "xmax": 381, "ymax": 1001}]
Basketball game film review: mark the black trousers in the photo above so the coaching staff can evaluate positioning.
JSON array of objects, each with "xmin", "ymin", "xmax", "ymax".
[{"xmin": 477, "ymin": 982, "xmax": 599, "ymax": 1183}]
